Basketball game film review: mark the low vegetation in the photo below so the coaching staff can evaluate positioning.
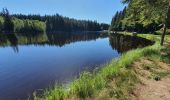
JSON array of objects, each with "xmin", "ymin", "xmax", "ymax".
[{"xmin": 32, "ymin": 33, "xmax": 170, "ymax": 100}]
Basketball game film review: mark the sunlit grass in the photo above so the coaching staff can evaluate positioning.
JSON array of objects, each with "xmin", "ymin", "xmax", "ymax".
[
  {"xmin": 33, "ymin": 39, "xmax": 161, "ymax": 100},
  {"xmin": 34, "ymin": 32, "xmax": 168, "ymax": 99}
]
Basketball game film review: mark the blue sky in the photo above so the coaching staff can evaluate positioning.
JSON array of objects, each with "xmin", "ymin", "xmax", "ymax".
[{"xmin": 0, "ymin": 0, "xmax": 124, "ymax": 24}]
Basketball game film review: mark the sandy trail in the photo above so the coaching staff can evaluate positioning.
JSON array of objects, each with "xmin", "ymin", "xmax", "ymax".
[{"xmin": 131, "ymin": 58, "xmax": 170, "ymax": 100}]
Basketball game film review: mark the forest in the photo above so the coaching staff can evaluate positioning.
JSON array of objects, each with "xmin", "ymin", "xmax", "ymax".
[
  {"xmin": 1, "ymin": 0, "xmax": 170, "ymax": 100},
  {"xmin": 109, "ymin": 0, "xmax": 170, "ymax": 35},
  {"xmin": 109, "ymin": 0, "xmax": 170, "ymax": 45},
  {"xmin": 0, "ymin": 9, "xmax": 46, "ymax": 33},
  {"xmin": 0, "ymin": 8, "xmax": 109, "ymax": 34},
  {"xmin": 109, "ymin": 7, "xmax": 163, "ymax": 33}
]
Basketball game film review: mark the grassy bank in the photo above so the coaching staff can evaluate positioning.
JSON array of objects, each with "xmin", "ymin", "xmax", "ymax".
[{"xmin": 33, "ymin": 33, "xmax": 165, "ymax": 100}]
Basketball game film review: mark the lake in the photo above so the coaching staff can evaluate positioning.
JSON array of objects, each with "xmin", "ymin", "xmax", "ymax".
[{"xmin": 0, "ymin": 32, "xmax": 154, "ymax": 100}]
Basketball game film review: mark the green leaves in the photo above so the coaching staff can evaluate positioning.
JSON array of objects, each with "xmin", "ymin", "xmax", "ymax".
[
  {"xmin": 124, "ymin": 0, "xmax": 170, "ymax": 24},
  {"xmin": 109, "ymin": 7, "xmax": 127, "ymax": 31},
  {"xmin": 0, "ymin": 16, "xmax": 4, "ymax": 32}
]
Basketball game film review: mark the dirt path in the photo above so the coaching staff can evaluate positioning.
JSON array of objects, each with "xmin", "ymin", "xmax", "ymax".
[
  {"xmin": 131, "ymin": 58, "xmax": 170, "ymax": 100},
  {"xmin": 132, "ymin": 76, "xmax": 170, "ymax": 100}
]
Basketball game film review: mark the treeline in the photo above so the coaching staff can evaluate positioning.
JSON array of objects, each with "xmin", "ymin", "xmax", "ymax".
[
  {"xmin": 110, "ymin": 0, "xmax": 170, "ymax": 45},
  {"xmin": 109, "ymin": 7, "xmax": 126, "ymax": 31},
  {"xmin": 109, "ymin": 6, "xmax": 162, "ymax": 33},
  {"xmin": 0, "ymin": 8, "xmax": 46, "ymax": 33},
  {"xmin": 13, "ymin": 14, "xmax": 109, "ymax": 32},
  {"xmin": 12, "ymin": 17, "xmax": 46, "ymax": 33},
  {"xmin": 0, "ymin": 8, "xmax": 109, "ymax": 33}
]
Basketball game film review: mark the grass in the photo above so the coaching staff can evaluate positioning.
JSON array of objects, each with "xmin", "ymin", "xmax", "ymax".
[
  {"xmin": 34, "ymin": 33, "xmax": 170, "ymax": 100},
  {"xmin": 33, "ymin": 33, "xmax": 168, "ymax": 100},
  {"xmin": 121, "ymin": 31, "xmax": 170, "ymax": 42},
  {"xmin": 142, "ymin": 63, "xmax": 154, "ymax": 70}
]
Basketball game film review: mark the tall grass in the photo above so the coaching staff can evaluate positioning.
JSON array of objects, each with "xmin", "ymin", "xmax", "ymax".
[{"xmin": 34, "ymin": 36, "xmax": 160, "ymax": 100}]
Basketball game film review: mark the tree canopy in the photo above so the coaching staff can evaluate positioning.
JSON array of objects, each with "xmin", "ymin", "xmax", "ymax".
[
  {"xmin": 110, "ymin": 0, "xmax": 170, "ymax": 45},
  {"xmin": 122, "ymin": 0, "xmax": 170, "ymax": 45},
  {"xmin": 0, "ymin": 8, "xmax": 108, "ymax": 34},
  {"xmin": 13, "ymin": 14, "xmax": 107, "ymax": 32}
]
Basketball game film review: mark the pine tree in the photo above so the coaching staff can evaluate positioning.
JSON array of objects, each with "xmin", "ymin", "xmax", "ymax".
[
  {"xmin": 122, "ymin": 0, "xmax": 170, "ymax": 45},
  {"xmin": 2, "ymin": 8, "xmax": 14, "ymax": 33}
]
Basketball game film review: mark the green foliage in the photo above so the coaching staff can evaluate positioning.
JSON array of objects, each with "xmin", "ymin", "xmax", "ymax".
[
  {"xmin": 13, "ymin": 14, "xmax": 105, "ymax": 32},
  {"xmin": 70, "ymin": 72, "xmax": 95, "ymax": 98},
  {"xmin": 12, "ymin": 17, "xmax": 24, "ymax": 32},
  {"xmin": 1, "ymin": 8, "xmax": 14, "ymax": 32},
  {"xmin": 12, "ymin": 18, "xmax": 46, "ymax": 33},
  {"xmin": 33, "ymin": 86, "xmax": 65, "ymax": 100},
  {"xmin": 20, "ymin": 19, "xmax": 46, "ymax": 33},
  {"xmin": 1, "ymin": 8, "xmax": 106, "ymax": 33},
  {"xmin": 120, "ymin": 0, "xmax": 170, "ymax": 45},
  {"xmin": 0, "ymin": 8, "xmax": 46, "ymax": 33},
  {"xmin": 33, "ymin": 37, "xmax": 160, "ymax": 99},
  {"xmin": 0, "ymin": 16, "xmax": 4, "ymax": 33},
  {"xmin": 160, "ymin": 48, "xmax": 170, "ymax": 63},
  {"xmin": 113, "ymin": 69, "xmax": 138, "ymax": 100},
  {"xmin": 121, "ymin": 0, "xmax": 170, "ymax": 32},
  {"xmin": 100, "ymin": 23, "xmax": 110, "ymax": 30},
  {"xmin": 2, "ymin": 17, "xmax": 46, "ymax": 33},
  {"xmin": 110, "ymin": 0, "xmax": 170, "ymax": 33},
  {"xmin": 109, "ymin": 7, "xmax": 127, "ymax": 31}
]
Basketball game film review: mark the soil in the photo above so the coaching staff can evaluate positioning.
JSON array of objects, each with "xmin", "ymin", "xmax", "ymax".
[{"xmin": 131, "ymin": 58, "xmax": 170, "ymax": 100}]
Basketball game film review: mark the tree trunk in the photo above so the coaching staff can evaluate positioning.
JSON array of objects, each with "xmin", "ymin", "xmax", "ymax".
[
  {"xmin": 160, "ymin": 3, "xmax": 170, "ymax": 46},
  {"xmin": 160, "ymin": 24, "xmax": 167, "ymax": 46}
]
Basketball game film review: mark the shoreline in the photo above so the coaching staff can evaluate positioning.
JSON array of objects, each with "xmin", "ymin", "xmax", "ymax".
[{"xmin": 33, "ymin": 32, "xmax": 167, "ymax": 100}]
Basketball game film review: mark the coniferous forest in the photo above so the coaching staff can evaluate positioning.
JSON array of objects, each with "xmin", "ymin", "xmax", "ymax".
[
  {"xmin": 109, "ymin": 7, "xmax": 162, "ymax": 33},
  {"xmin": 110, "ymin": 0, "xmax": 170, "ymax": 45},
  {"xmin": 1, "ymin": 0, "xmax": 170, "ymax": 100},
  {"xmin": 0, "ymin": 8, "xmax": 109, "ymax": 33}
]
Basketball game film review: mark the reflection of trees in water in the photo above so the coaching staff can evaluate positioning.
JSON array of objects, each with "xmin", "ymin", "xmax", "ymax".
[
  {"xmin": 0, "ymin": 34, "xmax": 19, "ymax": 53},
  {"xmin": 0, "ymin": 32, "xmax": 108, "ymax": 52},
  {"xmin": 6, "ymin": 34, "xmax": 19, "ymax": 53},
  {"xmin": 0, "ymin": 34, "xmax": 8, "ymax": 46},
  {"xmin": 0, "ymin": 32, "xmax": 154, "ymax": 53},
  {"xmin": 46, "ymin": 32, "xmax": 107, "ymax": 47},
  {"xmin": 16, "ymin": 33, "xmax": 48, "ymax": 45},
  {"xmin": 109, "ymin": 34, "xmax": 154, "ymax": 53},
  {"xmin": 0, "ymin": 33, "xmax": 48, "ymax": 53}
]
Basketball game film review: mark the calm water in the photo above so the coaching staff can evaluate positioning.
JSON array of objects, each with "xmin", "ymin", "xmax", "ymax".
[{"xmin": 0, "ymin": 32, "xmax": 154, "ymax": 100}]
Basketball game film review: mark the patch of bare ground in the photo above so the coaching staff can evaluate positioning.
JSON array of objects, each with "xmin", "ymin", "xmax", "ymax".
[{"xmin": 131, "ymin": 57, "xmax": 170, "ymax": 100}]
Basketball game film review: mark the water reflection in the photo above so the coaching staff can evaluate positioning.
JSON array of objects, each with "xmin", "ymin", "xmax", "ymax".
[
  {"xmin": 0, "ymin": 32, "xmax": 154, "ymax": 100},
  {"xmin": 46, "ymin": 32, "xmax": 107, "ymax": 47},
  {"xmin": 109, "ymin": 34, "xmax": 154, "ymax": 53},
  {"xmin": 0, "ymin": 32, "xmax": 108, "ymax": 52},
  {"xmin": 0, "ymin": 32, "xmax": 154, "ymax": 53}
]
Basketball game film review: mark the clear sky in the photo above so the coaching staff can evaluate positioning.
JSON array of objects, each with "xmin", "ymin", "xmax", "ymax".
[{"xmin": 0, "ymin": 0, "xmax": 125, "ymax": 24}]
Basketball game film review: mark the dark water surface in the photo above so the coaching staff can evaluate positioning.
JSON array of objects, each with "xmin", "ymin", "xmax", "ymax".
[{"xmin": 0, "ymin": 32, "xmax": 154, "ymax": 100}]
